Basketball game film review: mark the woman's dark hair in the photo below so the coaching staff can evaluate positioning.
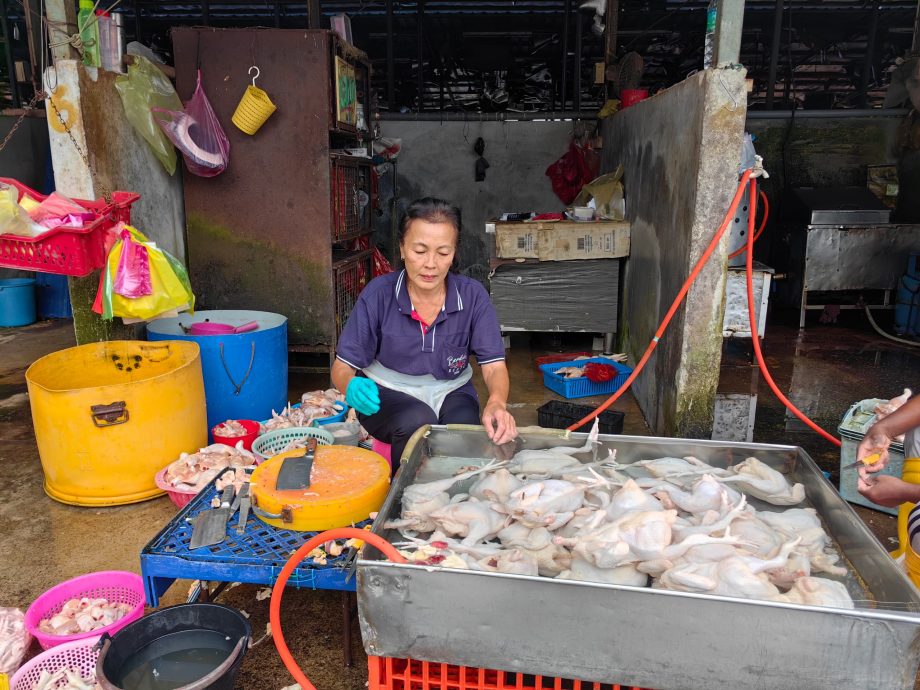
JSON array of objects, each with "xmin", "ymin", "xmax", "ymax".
[{"xmin": 399, "ymin": 197, "xmax": 462, "ymax": 245}]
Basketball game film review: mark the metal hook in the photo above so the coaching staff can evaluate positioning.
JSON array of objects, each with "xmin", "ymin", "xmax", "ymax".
[{"xmin": 249, "ymin": 66, "xmax": 260, "ymax": 87}]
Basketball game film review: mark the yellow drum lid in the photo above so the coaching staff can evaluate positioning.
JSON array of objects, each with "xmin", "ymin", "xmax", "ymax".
[{"xmin": 250, "ymin": 445, "xmax": 390, "ymax": 531}]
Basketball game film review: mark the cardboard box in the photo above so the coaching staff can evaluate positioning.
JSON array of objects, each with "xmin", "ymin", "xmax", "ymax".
[{"xmin": 493, "ymin": 220, "xmax": 630, "ymax": 261}]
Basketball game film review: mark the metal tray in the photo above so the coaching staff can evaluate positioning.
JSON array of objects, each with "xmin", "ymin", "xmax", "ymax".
[{"xmin": 357, "ymin": 425, "xmax": 920, "ymax": 690}]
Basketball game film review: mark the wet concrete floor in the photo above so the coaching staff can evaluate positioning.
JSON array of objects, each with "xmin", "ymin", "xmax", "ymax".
[{"xmin": 0, "ymin": 312, "xmax": 916, "ymax": 688}]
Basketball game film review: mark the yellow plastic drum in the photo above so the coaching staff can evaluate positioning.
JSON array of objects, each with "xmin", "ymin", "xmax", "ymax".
[
  {"xmin": 26, "ymin": 340, "xmax": 207, "ymax": 506},
  {"xmin": 250, "ymin": 446, "xmax": 390, "ymax": 531}
]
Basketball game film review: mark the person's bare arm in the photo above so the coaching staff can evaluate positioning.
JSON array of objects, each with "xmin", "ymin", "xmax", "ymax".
[
  {"xmin": 331, "ymin": 358, "xmax": 357, "ymax": 393},
  {"xmin": 480, "ymin": 361, "xmax": 517, "ymax": 444}
]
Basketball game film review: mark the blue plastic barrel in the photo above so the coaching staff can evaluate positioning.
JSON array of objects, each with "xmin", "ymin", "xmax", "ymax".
[
  {"xmin": 0, "ymin": 278, "xmax": 37, "ymax": 327},
  {"xmin": 147, "ymin": 310, "xmax": 288, "ymax": 437},
  {"xmin": 35, "ymin": 273, "xmax": 73, "ymax": 318}
]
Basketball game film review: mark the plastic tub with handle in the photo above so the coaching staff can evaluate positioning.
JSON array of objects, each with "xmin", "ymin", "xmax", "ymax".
[
  {"xmin": 0, "ymin": 277, "xmax": 36, "ymax": 326},
  {"xmin": 147, "ymin": 310, "xmax": 287, "ymax": 439},
  {"xmin": 25, "ymin": 340, "xmax": 208, "ymax": 505}
]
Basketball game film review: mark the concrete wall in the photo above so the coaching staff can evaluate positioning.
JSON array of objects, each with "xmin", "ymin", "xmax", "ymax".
[
  {"xmin": 45, "ymin": 61, "xmax": 185, "ymax": 343},
  {"xmin": 377, "ymin": 120, "xmax": 579, "ymax": 281},
  {"xmin": 601, "ymin": 69, "xmax": 747, "ymax": 438},
  {"xmin": 747, "ymin": 115, "xmax": 900, "ymax": 191}
]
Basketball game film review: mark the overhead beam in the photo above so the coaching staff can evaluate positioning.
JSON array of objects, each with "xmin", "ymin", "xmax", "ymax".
[
  {"xmin": 308, "ymin": 0, "xmax": 322, "ymax": 30},
  {"xmin": 765, "ymin": 0, "xmax": 784, "ymax": 108},
  {"xmin": 387, "ymin": 0, "xmax": 395, "ymax": 109},
  {"xmin": 0, "ymin": 0, "xmax": 19, "ymax": 107},
  {"xmin": 561, "ymin": 0, "xmax": 571, "ymax": 111},
  {"xmin": 417, "ymin": 0, "xmax": 424, "ymax": 112},
  {"xmin": 859, "ymin": 2, "xmax": 880, "ymax": 108}
]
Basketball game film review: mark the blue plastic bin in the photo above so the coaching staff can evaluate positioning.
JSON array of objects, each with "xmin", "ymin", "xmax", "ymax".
[
  {"xmin": 539, "ymin": 357, "xmax": 633, "ymax": 399},
  {"xmin": 147, "ymin": 310, "xmax": 288, "ymax": 438},
  {"xmin": 0, "ymin": 278, "xmax": 36, "ymax": 327},
  {"xmin": 35, "ymin": 272, "xmax": 73, "ymax": 318}
]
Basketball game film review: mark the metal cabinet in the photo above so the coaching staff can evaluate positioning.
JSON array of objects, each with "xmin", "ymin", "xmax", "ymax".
[{"xmin": 173, "ymin": 28, "xmax": 374, "ymax": 353}]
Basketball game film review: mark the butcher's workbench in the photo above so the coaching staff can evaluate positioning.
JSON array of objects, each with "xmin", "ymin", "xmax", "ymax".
[{"xmin": 140, "ymin": 475, "xmax": 368, "ymax": 664}]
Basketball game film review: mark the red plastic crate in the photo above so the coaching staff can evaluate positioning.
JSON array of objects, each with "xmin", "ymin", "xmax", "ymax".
[
  {"xmin": 368, "ymin": 657, "xmax": 652, "ymax": 690},
  {"xmin": 0, "ymin": 178, "xmax": 140, "ymax": 277}
]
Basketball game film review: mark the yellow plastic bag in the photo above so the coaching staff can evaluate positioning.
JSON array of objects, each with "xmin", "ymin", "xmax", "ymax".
[
  {"xmin": 0, "ymin": 185, "xmax": 44, "ymax": 237},
  {"xmin": 96, "ymin": 225, "xmax": 195, "ymax": 321}
]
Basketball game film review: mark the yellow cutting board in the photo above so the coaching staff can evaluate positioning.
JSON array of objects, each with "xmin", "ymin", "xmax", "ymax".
[{"xmin": 250, "ymin": 445, "xmax": 390, "ymax": 531}]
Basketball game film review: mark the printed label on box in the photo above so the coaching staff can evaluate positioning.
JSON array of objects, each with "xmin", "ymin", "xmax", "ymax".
[{"xmin": 516, "ymin": 234, "xmax": 536, "ymax": 253}]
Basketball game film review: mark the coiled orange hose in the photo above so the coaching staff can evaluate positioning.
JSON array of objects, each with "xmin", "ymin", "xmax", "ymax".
[{"xmin": 270, "ymin": 527, "xmax": 407, "ymax": 689}]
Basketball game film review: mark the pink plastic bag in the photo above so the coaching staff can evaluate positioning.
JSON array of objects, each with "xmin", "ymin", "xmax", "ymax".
[
  {"xmin": 113, "ymin": 227, "xmax": 153, "ymax": 298},
  {"xmin": 152, "ymin": 71, "xmax": 230, "ymax": 177}
]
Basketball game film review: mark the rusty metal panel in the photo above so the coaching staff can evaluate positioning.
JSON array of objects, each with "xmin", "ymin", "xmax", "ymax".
[{"xmin": 172, "ymin": 28, "xmax": 337, "ymax": 346}]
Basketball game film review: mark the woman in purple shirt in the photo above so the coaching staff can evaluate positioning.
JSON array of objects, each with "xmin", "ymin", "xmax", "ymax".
[{"xmin": 331, "ymin": 197, "xmax": 517, "ymax": 469}]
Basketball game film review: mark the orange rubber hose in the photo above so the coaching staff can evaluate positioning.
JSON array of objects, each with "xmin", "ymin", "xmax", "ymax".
[
  {"xmin": 744, "ymin": 178, "xmax": 841, "ymax": 447},
  {"xmin": 727, "ymin": 189, "xmax": 769, "ymax": 260},
  {"xmin": 566, "ymin": 169, "xmax": 754, "ymax": 431},
  {"xmin": 270, "ymin": 527, "xmax": 408, "ymax": 689}
]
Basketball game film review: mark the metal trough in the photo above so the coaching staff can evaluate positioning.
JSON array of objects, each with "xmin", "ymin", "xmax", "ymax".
[{"xmin": 357, "ymin": 425, "xmax": 920, "ymax": 690}]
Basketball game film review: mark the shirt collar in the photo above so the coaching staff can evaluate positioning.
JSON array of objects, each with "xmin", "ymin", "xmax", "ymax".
[{"xmin": 394, "ymin": 270, "xmax": 464, "ymax": 314}]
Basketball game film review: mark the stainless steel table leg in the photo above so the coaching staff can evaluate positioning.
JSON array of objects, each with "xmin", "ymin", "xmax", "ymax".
[
  {"xmin": 799, "ymin": 287, "xmax": 808, "ymax": 329},
  {"xmin": 603, "ymin": 332, "xmax": 615, "ymax": 354}
]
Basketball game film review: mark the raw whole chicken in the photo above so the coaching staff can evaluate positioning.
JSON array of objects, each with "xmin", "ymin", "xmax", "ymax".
[
  {"xmin": 385, "ymin": 461, "xmax": 505, "ymax": 533},
  {"xmin": 717, "ymin": 457, "xmax": 805, "ymax": 505},
  {"xmin": 499, "ymin": 479, "xmax": 587, "ymax": 529},
  {"xmin": 558, "ymin": 556, "xmax": 648, "ymax": 586},
  {"xmin": 650, "ymin": 474, "xmax": 741, "ymax": 515},
  {"xmin": 630, "ymin": 456, "xmax": 731, "ymax": 479},
  {"xmin": 390, "ymin": 442, "xmax": 853, "ymax": 610},
  {"xmin": 469, "ymin": 468, "xmax": 524, "ymax": 503},
  {"xmin": 605, "ymin": 479, "xmax": 664, "ymax": 520},
  {"xmin": 428, "ymin": 498, "xmax": 508, "ymax": 545},
  {"xmin": 657, "ymin": 538, "xmax": 800, "ymax": 600},
  {"xmin": 772, "ymin": 576, "xmax": 855, "ymax": 609}
]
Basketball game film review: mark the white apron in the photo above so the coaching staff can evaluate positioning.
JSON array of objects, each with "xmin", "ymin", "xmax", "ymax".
[{"xmin": 363, "ymin": 360, "xmax": 473, "ymax": 416}]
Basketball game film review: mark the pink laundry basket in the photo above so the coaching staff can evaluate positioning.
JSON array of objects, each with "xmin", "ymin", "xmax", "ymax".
[
  {"xmin": 24, "ymin": 571, "xmax": 145, "ymax": 650},
  {"xmin": 10, "ymin": 635, "xmax": 102, "ymax": 690}
]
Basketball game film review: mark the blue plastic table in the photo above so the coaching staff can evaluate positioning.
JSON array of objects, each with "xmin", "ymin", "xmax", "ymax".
[{"xmin": 140, "ymin": 476, "xmax": 368, "ymax": 664}]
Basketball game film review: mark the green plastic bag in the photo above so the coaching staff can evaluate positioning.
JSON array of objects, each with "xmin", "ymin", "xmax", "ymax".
[{"xmin": 114, "ymin": 55, "xmax": 182, "ymax": 175}]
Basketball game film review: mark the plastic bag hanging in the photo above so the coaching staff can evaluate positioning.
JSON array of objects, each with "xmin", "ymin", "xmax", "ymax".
[
  {"xmin": 114, "ymin": 55, "xmax": 182, "ymax": 175},
  {"xmin": 232, "ymin": 66, "xmax": 277, "ymax": 135},
  {"xmin": 152, "ymin": 71, "xmax": 231, "ymax": 177}
]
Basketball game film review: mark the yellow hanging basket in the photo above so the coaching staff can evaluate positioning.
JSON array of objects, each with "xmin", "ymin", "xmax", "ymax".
[{"xmin": 232, "ymin": 85, "xmax": 277, "ymax": 135}]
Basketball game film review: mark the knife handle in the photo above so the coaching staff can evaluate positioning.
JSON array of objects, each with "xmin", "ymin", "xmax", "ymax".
[{"xmin": 220, "ymin": 484, "xmax": 235, "ymax": 508}]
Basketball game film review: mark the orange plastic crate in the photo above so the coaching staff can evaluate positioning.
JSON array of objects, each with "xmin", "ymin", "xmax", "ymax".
[{"xmin": 368, "ymin": 656, "xmax": 653, "ymax": 690}]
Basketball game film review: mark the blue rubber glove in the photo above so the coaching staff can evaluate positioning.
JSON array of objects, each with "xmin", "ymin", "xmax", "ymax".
[{"xmin": 346, "ymin": 377, "xmax": 380, "ymax": 416}]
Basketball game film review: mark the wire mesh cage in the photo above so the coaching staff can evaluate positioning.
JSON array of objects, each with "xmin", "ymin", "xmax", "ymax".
[
  {"xmin": 333, "ymin": 249, "xmax": 373, "ymax": 342},
  {"xmin": 331, "ymin": 157, "xmax": 373, "ymax": 241}
]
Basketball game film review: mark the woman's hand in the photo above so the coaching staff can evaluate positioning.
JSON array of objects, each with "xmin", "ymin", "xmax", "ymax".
[
  {"xmin": 857, "ymin": 474, "xmax": 920, "ymax": 508},
  {"xmin": 856, "ymin": 427, "xmax": 892, "ymax": 480},
  {"xmin": 345, "ymin": 377, "xmax": 380, "ymax": 416},
  {"xmin": 482, "ymin": 399, "xmax": 517, "ymax": 445}
]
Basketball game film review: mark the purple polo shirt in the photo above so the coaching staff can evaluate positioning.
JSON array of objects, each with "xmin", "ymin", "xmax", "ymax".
[{"xmin": 336, "ymin": 270, "xmax": 506, "ymax": 383}]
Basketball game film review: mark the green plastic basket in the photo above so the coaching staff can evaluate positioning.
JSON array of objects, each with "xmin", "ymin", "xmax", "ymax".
[{"xmin": 251, "ymin": 426, "xmax": 335, "ymax": 462}]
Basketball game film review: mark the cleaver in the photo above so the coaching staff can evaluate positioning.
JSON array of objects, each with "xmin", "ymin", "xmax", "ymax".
[
  {"xmin": 276, "ymin": 438, "xmax": 318, "ymax": 491},
  {"xmin": 190, "ymin": 482, "xmax": 235, "ymax": 549}
]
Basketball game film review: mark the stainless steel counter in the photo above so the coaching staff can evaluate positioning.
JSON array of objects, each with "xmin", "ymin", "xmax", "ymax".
[
  {"xmin": 786, "ymin": 223, "xmax": 920, "ymax": 329},
  {"xmin": 358, "ymin": 425, "xmax": 920, "ymax": 690}
]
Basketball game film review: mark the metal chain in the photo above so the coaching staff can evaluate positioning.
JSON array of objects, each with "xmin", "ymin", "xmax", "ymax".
[
  {"xmin": 0, "ymin": 90, "xmax": 47, "ymax": 154},
  {"xmin": 47, "ymin": 90, "xmax": 114, "ymax": 202}
]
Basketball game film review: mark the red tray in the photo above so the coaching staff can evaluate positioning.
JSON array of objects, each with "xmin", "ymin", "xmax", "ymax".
[{"xmin": 0, "ymin": 178, "xmax": 139, "ymax": 277}]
